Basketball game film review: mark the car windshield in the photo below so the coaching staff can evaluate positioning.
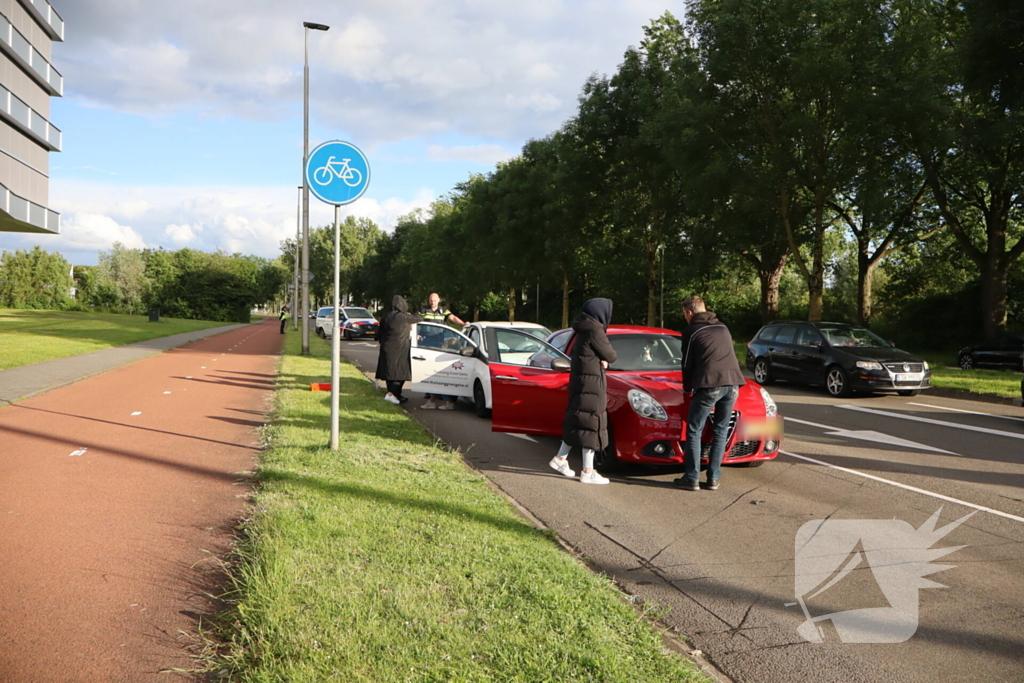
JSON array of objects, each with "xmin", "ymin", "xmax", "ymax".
[
  {"xmin": 343, "ymin": 308, "xmax": 374, "ymax": 319},
  {"xmin": 607, "ymin": 334, "xmax": 683, "ymax": 371},
  {"xmin": 820, "ymin": 326, "xmax": 888, "ymax": 348}
]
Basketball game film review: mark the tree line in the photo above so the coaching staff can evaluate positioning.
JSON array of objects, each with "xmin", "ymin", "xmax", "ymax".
[
  {"xmin": 331, "ymin": 0, "xmax": 1022, "ymax": 348},
  {"xmin": 0, "ymin": 244, "xmax": 288, "ymax": 323}
]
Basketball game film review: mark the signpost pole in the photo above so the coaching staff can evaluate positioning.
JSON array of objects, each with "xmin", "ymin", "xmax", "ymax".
[
  {"xmin": 330, "ymin": 204, "xmax": 341, "ymax": 450},
  {"xmin": 293, "ymin": 185, "xmax": 300, "ymax": 331}
]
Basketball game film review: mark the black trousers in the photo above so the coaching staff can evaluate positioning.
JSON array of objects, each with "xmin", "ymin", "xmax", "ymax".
[
  {"xmin": 386, "ymin": 380, "xmax": 405, "ymax": 399},
  {"xmin": 280, "ymin": 318, "xmax": 286, "ymax": 333}
]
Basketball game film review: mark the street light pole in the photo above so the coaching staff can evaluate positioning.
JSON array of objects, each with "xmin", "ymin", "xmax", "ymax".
[
  {"xmin": 301, "ymin": 21, "xmax": 329, "ymax": 355},
  {"xmin": 293, "ymin": 185, "xmax": 300, "ymax": 331}
]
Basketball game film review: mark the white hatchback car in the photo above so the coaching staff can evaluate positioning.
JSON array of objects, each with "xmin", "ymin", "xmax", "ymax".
[{"xmin": 409, "ymin": 320, "xmax": 552, "ymax": 417}]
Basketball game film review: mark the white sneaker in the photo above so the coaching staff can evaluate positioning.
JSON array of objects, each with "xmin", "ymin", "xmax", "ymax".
[
  {"xmin": 437, "ymin": 400, "xmax": 455, "ymax": 411},
  {"xmin": 580, "ymin": 470, "xmax": 610, "ymax": 485},
  {"xmin": 549, "ymin": 457, "xmax": 575, "ymax": 478},
  {"xmin": 420, "ymin": 400, "xmax": 437, "ymax": 410},
  {"xmin": 384, "ymin": 393, "xmax": 400, "ymax": 405}
]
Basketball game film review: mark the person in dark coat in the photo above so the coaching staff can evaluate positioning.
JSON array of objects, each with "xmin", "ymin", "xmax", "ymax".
[
  {"xmin": 673, "ymin": 295, "xmax": 746, "ymax": 491},
  {"xmin": 549, "ymin": 298, "xmax": 618, "ymax": 485},
  {"xmin": 375, "ymin": 295, "xmax": 422, "ymax": 405}
]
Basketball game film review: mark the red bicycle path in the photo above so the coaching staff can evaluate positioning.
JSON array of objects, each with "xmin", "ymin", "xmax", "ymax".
[{"xmin": 0, "ymin": 319, "xmax": 282, "ymax": 682}]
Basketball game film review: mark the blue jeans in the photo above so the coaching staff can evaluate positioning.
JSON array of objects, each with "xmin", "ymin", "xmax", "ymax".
[{"xmin": 683, "ymin": 385, "xmax": 740, "ymax": 484}]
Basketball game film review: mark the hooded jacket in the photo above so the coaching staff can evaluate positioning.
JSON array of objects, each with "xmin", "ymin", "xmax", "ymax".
[
  {"xmin": 680, "ymin": 311, "xmax": 746, "ymax": 392},
  {"xmin": 375, "ymin": 295, "xmax": 423, "ymax": 382},
  {"xmin": 562, "ymin": 298, "xmax": 618, "ymax": 452}
]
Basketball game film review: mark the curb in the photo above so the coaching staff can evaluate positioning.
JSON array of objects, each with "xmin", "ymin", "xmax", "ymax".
[{"xmin": 924, "ymin": 386, "xmax": 1022, "ymax": 406}]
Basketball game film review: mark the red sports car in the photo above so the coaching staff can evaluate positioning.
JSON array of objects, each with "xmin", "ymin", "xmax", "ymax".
[{"xmin": 488, "ymin": 325, "xmax": 782, "ymax": 470}]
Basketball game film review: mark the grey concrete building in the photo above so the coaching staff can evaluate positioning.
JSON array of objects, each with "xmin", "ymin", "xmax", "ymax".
[{"xmin": 0, "ymin": 0, "xmax": 62, "ymax": 234}]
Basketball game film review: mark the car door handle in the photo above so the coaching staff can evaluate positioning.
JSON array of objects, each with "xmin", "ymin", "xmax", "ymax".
[
  {"xmin": 412, "ymin": 355, "xmax": 426, "ymax": 361},
  {"xmin": 495, "ymin": 375, "xmax": 521, "ymax": 381}
]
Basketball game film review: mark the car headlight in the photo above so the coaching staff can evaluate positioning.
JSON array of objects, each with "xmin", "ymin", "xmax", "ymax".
[
  {"xmin": 855, "ymin": 361, "xmax": 884, "ymax": 370},
  {"xmin": 758, "ymin": 387, "xmax": 778, "ymax": 417},
  {"xmin": 627, "ymin": 390, "xmax": 668, "ymax": 421},
  {"xmin": 923, "ymin": 361, "xmax": 929, "ymax": 370}
]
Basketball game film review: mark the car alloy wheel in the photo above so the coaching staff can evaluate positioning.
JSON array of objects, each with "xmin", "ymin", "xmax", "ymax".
[
  {"xmin": 754, "ymin": 358, "xmax": 773, "ymax": 385},
  {"xmin": 343, "ymin": 329, "xmax": 352, "ymax": 341},
  {"xmin": 959, "ymin": 354, "xmax": 974, "ymax": 370},
  {"xmin": 316, "ymin": 327, "xmax": 325, "ymax": 338},
  {"xmin": 473, "ymin": 381, "xmax": 490, "ymax": 418},
  {"xmin": 826, "ymin": 366, "xmax": 852, "ymax": 397}
]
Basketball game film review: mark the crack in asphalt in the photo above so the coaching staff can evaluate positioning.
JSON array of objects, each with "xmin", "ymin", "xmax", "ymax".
[{"xmin": 583, "ymin": 520, "xmax": 753, "ymax": 640}]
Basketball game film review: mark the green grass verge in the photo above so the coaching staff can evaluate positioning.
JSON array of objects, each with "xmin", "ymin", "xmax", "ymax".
[
  {"xmin": 216, "ymin": 331, "xmax": 710, "ymax": 683},
  {"xmin": 734, "ymin": 340, "xmax": 1021, "ymax": 398},
  {"xmin": 0, "ymin": 309, "xmax": 230, "ymax": 370}
]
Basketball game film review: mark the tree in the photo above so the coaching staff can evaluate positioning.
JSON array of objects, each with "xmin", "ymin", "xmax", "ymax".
[
  {"xmin": 93, "ymin": 242, "xmax": 149, "ymax": 314},
  {"xmin": 0, "ymin": 246, "xmax": 73, "ymax": 309},
  {"xmin": 906, "ymin": 0, "xmax": 1024, "ymax": 337}
]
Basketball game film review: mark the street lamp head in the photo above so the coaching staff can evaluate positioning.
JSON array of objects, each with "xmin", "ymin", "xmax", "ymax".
[{"xmin": 303, "ymin": 22, "xmax": 330, "ymax": 31}]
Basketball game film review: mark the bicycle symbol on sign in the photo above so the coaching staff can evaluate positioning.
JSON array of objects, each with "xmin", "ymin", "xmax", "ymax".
[{"xmin": 313, "ymin": 156, "xmax": 363, "ymax": 188}]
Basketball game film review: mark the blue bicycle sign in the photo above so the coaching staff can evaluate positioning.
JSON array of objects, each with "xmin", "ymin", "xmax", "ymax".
[{"xmin": 305, "ymin": 140, "xmax": 370, "ymax": 206}]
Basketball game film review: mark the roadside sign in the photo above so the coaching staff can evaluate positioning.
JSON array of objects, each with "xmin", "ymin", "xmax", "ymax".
[{"xmin": 305, "ymin": 140, "xmax": 370, "ymax": 206}]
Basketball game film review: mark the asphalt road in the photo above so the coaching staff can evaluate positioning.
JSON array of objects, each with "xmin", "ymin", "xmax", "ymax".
[{"xmin": 335, "ymin": 336, "xmax": 1024, "ymax": 683}]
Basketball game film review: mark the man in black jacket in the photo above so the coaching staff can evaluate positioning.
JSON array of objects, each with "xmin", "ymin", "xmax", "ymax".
[{"xmin": 674, "ymin": 295, "xmax": 746, "ymax": 491}]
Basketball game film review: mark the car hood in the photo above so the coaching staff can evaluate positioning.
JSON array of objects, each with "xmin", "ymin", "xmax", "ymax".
[
  {"xmin": 608, "ymin": 371, "xmax": 766, "ymax": 415},
  {"xmin": 831, "ymin": 346, "xmax": 922, "ymax": 363}
]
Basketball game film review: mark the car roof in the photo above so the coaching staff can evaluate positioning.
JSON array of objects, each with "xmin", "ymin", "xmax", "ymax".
[
  {"xmin": 550, "ymin": 325, "xmax": 681, "ymax": 336},
  {"xmin": 469, "ymin": 321, "xmax": 548, "ymax": 329},
  {"xmin": 763, "ymin": 321, "xmax": 858, "ymax": 328}
]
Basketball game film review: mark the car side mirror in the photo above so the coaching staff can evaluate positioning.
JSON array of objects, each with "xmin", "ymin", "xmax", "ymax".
[
  {"xmin": 551, "ymin": 357, "xmax": 570, "ymax": 371},
  {"xmin": 459, "ymin": 346, "xmax": 476, "ymax": 358}
]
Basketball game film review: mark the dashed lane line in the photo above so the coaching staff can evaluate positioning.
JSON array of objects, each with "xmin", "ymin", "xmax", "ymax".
[
  {"xmin": 837, "ymin": 404, "xmax": 1024, "ymax": 441},
  {"xmin": 780, "ymin": 450, "xmax": 1024, "ymax": 524}
]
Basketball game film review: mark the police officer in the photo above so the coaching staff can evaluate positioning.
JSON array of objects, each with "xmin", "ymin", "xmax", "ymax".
[
  {"xmin": 279, "ymin": 305, "xmax": 289, "ymax": 334},
  {"xmin": 419, "ymin": 293, "xmax": 467, "ymax": 410}
]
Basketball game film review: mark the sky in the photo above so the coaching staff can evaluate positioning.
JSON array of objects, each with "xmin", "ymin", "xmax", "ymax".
[{"xmin": 1, "ymin": 0, "xmax": 685, "ymax": 266}]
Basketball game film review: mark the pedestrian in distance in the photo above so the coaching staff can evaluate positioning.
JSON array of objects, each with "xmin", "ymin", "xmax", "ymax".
[
  {"xmin": 375, "ymin": 295, "xmax": 423, "ymax": 405},
  {"xmin": 279, "ymin": 305, "xmax": 288, "ymax": 334},
  {"xmin": 673, "ymin": 295, "xmax": 746, "ymax": 492},
  {"xmin": 419, "ymin": 292, "xmax": 467, "ymax": 411},
  {"xmin": 550, "ymin": 298, "xmax": 618, "ymax": 485}
]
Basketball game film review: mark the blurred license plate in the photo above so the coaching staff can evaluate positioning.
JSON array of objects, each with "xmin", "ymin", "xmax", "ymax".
[
  {"xmin": 366, "ymin": 330, "xmax": 375, "ymax": 335},
  {"xmin": 896, "ymin": 373, "xmax": 921, "ymax": 382},
  {"xmin": 739, "ymin": 418, "xmax": 783, "ymax": 440}
]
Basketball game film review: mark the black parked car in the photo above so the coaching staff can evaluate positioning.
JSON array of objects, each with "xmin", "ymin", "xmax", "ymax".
[
  {"xmin": 957, "ymin": 335, "xmax": 1024, "ymax": 371},
  {"xmin": 746, "ymin": 321, "xmax": 931, "ymax": 398}
]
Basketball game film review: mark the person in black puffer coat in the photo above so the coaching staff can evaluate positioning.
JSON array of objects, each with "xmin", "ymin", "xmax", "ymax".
[
  {"xmin": 375, "ymin": 295, "xmax": 422, "ymax": 404},
  {"xmin": 549, "ymin": 298, "xmax": 618, "ymax": 485}
]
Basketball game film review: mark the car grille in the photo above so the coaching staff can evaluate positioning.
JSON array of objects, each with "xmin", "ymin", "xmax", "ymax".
[
  {"xmin": 727, "ymin": 441, "xmax": 761, "ymax": 459},
  {"xmin": 695, "ymin": 410, "xmax": 740, "ymax": 458},
  {"xmin": 885, "ymin": 362, "xmax": 923, "ymax": 374}
]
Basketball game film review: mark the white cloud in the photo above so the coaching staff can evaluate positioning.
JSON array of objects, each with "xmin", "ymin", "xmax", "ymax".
[
  {"xmin": 56, "ymin": 212, "xmax": 146, "ymax": 251},
  {"xmin": 57, "ymin": 0, "xmax": 684, "ymax": 143},
  {"xmin": 23, "ymin": 179, "xmax": 436, "ymax": 265},
  {"xmin": 426, "ymin": 144, "xmax": 515, "ymax": 165}
]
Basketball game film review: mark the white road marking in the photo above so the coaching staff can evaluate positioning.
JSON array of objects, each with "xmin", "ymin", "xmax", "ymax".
[
  {"xmin": 201, "ymin": 366, "xmax": 206, "ymax": 369},
  {"xmin": 69, "ymin": 448, "xmax": 87, "ymax": 457},
  {"xmin": 163, "ymin": 391, "xmax": 172, "ymax": 395},
  {"xmin": 838, "ymin": 404, "xmax": 1024, "ymax": 441},
  {"xmin": 780, "ymin": 450, "xmax": 1024, "ymax": 524},
  {"xmin": 130, "ymin": 411, "xmax": 142, "ymax": 416},
  {"xmin": 908, "ymin": 402, "xmax": 1024, "ymax": 424},
  {"xmin": 785, "ymin": 416, "xmax": 959, "ymax": 455},
  {"xmin": 506, "ymin": 433, "xmax": 539, "ymax": 443}
]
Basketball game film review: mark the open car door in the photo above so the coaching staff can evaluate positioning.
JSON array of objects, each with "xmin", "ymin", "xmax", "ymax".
[
  {"xmin": 487, "ymin": 327, "xmax": 571, "ymax": 436},
  {"xmin": 410, "ymin": 322, "xmax": 479, "ymax": 398}
]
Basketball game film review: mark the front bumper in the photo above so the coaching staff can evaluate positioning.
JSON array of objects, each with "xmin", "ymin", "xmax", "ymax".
[
  {"xmin": 342, "ymin": 324, "xmax": 378, "ymax": 338},
  {"xmin": 616, "ymin": 415, "xmax": 783, "ymax": 466},
  {"xmin": 849, "ymin": 369, "xmax": 931, "ymax": 392}
]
